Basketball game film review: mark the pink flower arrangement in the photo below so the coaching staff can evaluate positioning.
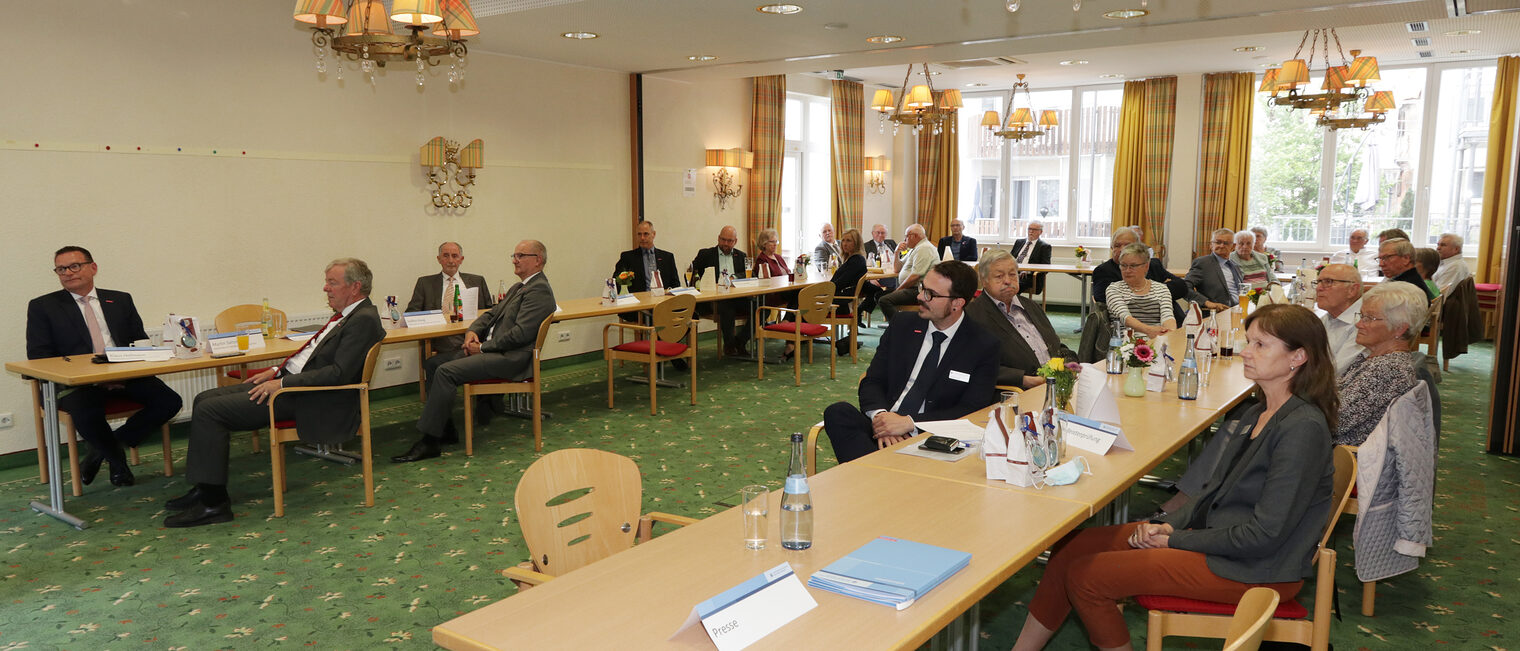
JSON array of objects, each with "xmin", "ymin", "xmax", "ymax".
[{"xmin": 1121, "ymin": 336, "xmax": 1154, "ymax": 368}]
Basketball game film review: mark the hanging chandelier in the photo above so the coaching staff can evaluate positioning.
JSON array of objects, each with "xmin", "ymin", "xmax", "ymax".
[
  {"xmin": 293, "ymin": 0, "xmax": 479, "ymax": 87},
  {"xmin": 870, "ymin": 64, "xmax": 963, "ymax": 136},
  {"xmin": 1258, "ymin": 28, "xmax": 1393, "ymax": 130},
  {"xmin": 980, "ymin": 74, "xmax": 1059, "ymax": 141}
]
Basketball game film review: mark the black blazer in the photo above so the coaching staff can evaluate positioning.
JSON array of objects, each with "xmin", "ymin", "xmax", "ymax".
[
  {"xmin": 615, "ymin": 247, "xmax": 680, "ymax": 292},
  {"xmin": 829, "ymin": 254, "xmax": 867, "ymax": 312},
  {"xmin": 1011, "ymin": 238, "xmax": 1053, "ymax": 292},
  {"xmin": 405, "ymin": 272, "xmax": 494, "ymax": 312},
  {"xmin": 689, "ymin": 246, "xmax": 749, "ymax": 283},
  {"xmin": 26, "ymin": 288, "xmax": 149, "ymax": 359},
  {"xmin": 859, "ymin": 313, "xmax": 1000, "ymax": 421},
  {"xmin": 864, "ymin": 239, "xmax": 898, "ymax": 260},
  {"xmin": 937, "ymin": 236, "xmax": 979, "ymax": 262},
  {"xmin": 964, "ymin": 293, "xmax": 1075, "ymax": 387},
  {"xmin": 277, "ymin": 298, "xmax": 387, "ymax": 445}
]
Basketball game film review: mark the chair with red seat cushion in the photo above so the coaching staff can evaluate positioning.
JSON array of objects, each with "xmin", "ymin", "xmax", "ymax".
[
  {"xmin": 1475, "ymin": 282, "xmax": 1501, "ymax": 339},
  {"xmin": 756, "ymin": 281, "xmax": 838, "ymax": 386},
  {"xmin": 823, "ymin": 277, "xmax": 869, "ymax": 364},
  {"xmin": 1141, "ymin": 445, "xmax": 1356, "ymax": 651},
  {"xmin": 29, "ymin": 380, "xmax": 177, "ymax": 497},
  {"xmin": 265, "ymin": 341, "xmax": 383, "ymax": 517},
  {"xmin": 603, "ymin": 293, "xmax": 698, "ymax": 415}
]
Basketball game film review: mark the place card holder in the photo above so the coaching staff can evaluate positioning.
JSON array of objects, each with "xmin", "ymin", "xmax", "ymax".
[
  {"xmin": 671, "ymin": 563, "xmax": 816, "ymax": 651},
  {"xmin": 402, "ymin": 310, "xmax": 448, "ymax": 328}
]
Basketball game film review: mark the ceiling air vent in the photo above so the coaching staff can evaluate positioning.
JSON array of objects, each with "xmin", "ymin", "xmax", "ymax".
[
  {"xmin": 1406, "ymin": 20, "xmax": 1430, "ymax": 32},
  {"xmin": 472, "ymin": 0, "xmax": 586, "ymax": 17},
  {"xmin": 1418, "ymin": 50, "xmax": 1436, "ymax": 58},
  {"xmin": 939, "ymin": 57, "xmax": 1026, "ymax": 69},
  {"xmin": 1412, "ymin": 37, "xmax": 1432, "ymax": 47}
]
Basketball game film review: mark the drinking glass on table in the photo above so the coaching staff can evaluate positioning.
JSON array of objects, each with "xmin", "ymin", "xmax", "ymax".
[
  {"xmin": 1000, "ymin": 390, "xmax": 1020, "ymax": 415},
  {"xmin": 741, "ymin": 484, "xmax": 769, "ymax": 550}
]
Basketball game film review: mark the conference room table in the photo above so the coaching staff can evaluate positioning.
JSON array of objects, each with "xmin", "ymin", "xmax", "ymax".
[
  {"xmin": 1018, "ymin": 261, "xmax": 1098, "ymax": 332},
  {"xmin": 433, "ymin": 330, "xmax": 1258, "ymax": 650}
]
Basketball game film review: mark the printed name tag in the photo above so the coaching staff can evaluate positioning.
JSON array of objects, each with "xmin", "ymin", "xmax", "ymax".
[
  {"xmin": 402, "ymin": 310, "xmax": 447, "ymax": 328},
  {"xmin": 947, "ymin": 370, "xmax": 971, "ymax": 383},
  {"xmin": 207, "ymin": 331, "xmax": 266, "ymax": 355},
  {"xmin": 673, "ymin": 563, "xmax": 816, "ymax": 651}
]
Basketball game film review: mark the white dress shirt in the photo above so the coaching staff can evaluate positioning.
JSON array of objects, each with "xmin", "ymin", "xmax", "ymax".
[
  {"xmin": 899, "ymin": 241, "xmax": 937, "ymax": 284},
  {"xmin": 1433, "ymin": 256, "xmax": 1472, "ymax": 294},
  {"xmin": 1319, "ymin": 297, "xmax": 1366, "ymax": 375},
  {"xmin": 882, "ymin": 313, "xmax": 965, "ymax": 415},
  {"xmin": 285, "ymin": 299, "xmax": 362, "ymax": 375}
]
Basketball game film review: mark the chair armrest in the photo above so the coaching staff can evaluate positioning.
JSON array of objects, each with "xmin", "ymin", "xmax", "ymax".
[
  {"xmin": 805, "ymin": 420, "xmax": 825, "ymax": 476},
  {"xmin": 636, "ymin": 512, "xmax": 698, "ymax": 543},
  {"xmin": 995, "ymin": 385, "xmax": 1023, "ymax": 393},
  {"xmin": 758, "ymin": 306, "xmax": 799, "ymax": 320},
  {"xmin": 266, "ymin": 383, "xmax": 368, "ymax": 423},
  {"xmin": 603, "ymin": 322, "xmax": 653, "ymax": 349},
  {"xmin": 501, "ymin": 564, "xmax": 553, "ymax": 589}
]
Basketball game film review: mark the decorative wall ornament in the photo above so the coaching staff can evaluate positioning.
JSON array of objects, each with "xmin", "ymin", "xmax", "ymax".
[
  {"xmin": 705, "ymin": 148, "xmax": 753, "ymax": 210},
  {"xmin": 421, "ymin": 136, "xmax": 483, "ymax": 208},
  {"xmin": 864, "ymin": 155, "xmax": 890, "ymax": 194}
]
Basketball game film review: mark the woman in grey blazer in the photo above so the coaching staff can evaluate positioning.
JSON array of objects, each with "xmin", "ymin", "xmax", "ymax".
[{"xmin": 1012, "ymin": 304, "xmax": 1337, "ymax": 651}]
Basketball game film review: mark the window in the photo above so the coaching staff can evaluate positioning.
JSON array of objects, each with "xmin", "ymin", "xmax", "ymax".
[
  {"xmin": 956, "ymin": 84, "xmax": 1121, "ymax": 245},
  {"xmin": 779, "ymin": 93, "xmax": 831, "ymax": 259},
  {"xmin": 1248, "ymin": 63, "xmax": 1494, "ymax": 254}
]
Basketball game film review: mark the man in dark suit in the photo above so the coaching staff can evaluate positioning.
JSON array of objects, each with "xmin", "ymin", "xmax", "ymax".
[
  {"xmin": 165, "ymin": 258, "xmax": 386, "ymax": 527},
  {"xmin": 393, "ymin": 240, "xmax": 558, "ymax": 463},
  {"xmin": 1185, "ymin": 228, "xmax": 1243, "ymax": 313},
  {"xmin": 862, "ymin": 223, "xmax": 898, "ymax": 263},
  {"xmin": 1378, "ymin": 238, "xmax": 1435, "ymax": 301},
  {"xmin": 937, "ymin": 218, "xmax": 979, "ymax": 262},
  {"xmin": 26, "ymin": 246, "xmax": 183, "ymax": 488},
  {"xmin": 405, "ymin": 241, "xmax": 494, "ymax": 354},
  {"xmin": 812, "ymin": 222, "xmax": 843, "ymax": 264},
  {"xmin": 822, "ymin": 261, "xmax": 1000, "ymax": 463},
  {"xmin": 614, "ymin": 220, "xmax": 679, "ymax": 294},
  {"xmin": 1009, "ymin": 220, "xmax": 1052, "ymax": 294},
  {"xmin": 689, "ymin": 226, "xmax": 750, "ymax": 356},
  {"xmin": 966, "ymin": 250, "xmax": 1076, "ymax": 389},
  {"xmin": 861, "ymin": 223, "xmax": 898, "ymax": 315}
]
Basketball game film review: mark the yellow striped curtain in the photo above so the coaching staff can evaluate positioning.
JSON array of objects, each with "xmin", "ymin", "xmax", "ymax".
[
  {"xmin": 1194, "ymin": 72, "xmax": 1256, "ymax": 259},
  {"xmin": 1478, "ymin": 56, "xmax": 1519, "ymax": 284},
  {"xmin": 1111, "ymin": 77, "xmax": 1178, "ymax": 260},
  {"xmin": 747, "ymin": 75, "xmax": 786, "ymax": 253},
  {"xmin": 915, "ymin": 95, "xmax": 958, "ymax": 240},
  {"xmin": 831, "ymin": 79, "xmax": 864, "ymax": 234}
]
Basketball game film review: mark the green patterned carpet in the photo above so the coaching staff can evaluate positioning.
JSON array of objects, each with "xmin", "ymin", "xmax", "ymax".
[{"xmin": 0, "ymin": 310, "xmax": 1514, "ymax": 650}]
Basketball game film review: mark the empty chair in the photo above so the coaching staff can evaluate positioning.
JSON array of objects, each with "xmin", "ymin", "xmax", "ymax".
[{"xmin": 602, "ymin": 293, "xmax": 698, "ymax": 415}]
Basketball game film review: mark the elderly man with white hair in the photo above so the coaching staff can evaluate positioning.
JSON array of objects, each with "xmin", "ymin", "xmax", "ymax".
[
  {"xmin": 877, "ymin": 224, "xmax": 939, "ymax": 319},
  {"xmin": 1433, "ymin": 233, "xmax": 1472, "ymax": 295},
  {"xmin": 1333, "ymin": 228, "xmax": 1378, "ymax": 273},
  {"xmin": 1334, "ymin": 282, "xmax": 1425, "ymax": 447}
]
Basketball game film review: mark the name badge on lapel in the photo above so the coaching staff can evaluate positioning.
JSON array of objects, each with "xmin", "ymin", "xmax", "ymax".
[{"xmin": 947, "ymin": 370, "xmax": 970, "ymax": 383}]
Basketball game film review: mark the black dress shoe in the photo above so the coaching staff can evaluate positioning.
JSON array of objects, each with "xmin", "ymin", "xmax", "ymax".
[
  {"xmin": 439, "ymin": 421, "xmax": 460, "ymax": 445},
  {"xmin": 390, "ymin": 439, "xmax": 441, "ymax": 463},
  {"xmin": 473, "ymin": 397, "xmax": 496, "ymax": 429},
  {"xmin": 671, "ymin": 358, "xmax": 690, "ymax": 372},
  {"xmin": 79, "ymin": 450, "xmax": 105, "ymax": 486},
  {"xmin": 109, "ymin": 463, "xmax": 135, "ymax": 487},
  {"xmin": 164, "ymin": 501, "xmax": 234, "ymax": 528},
  {"xmin": 166, "ymin": 487, "xmax": 203, "ymax": 511}
]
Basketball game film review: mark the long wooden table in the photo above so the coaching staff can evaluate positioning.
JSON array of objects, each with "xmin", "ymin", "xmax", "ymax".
[{"xmin": 1019, "ymin": 261, "xmax": 1098, "ymax": 331}]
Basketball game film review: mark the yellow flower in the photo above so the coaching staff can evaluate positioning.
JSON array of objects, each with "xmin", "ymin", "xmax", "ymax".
[{"xmin": 1047, "ymin": 357, "xmax": 1064, "ymax": 370}]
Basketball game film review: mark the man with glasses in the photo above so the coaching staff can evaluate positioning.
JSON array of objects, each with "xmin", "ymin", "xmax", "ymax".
[
  {"xmin": 1010, "ymin": 220, "xmax": 1051, "ymax": 294},
  {"xmin": 1184, "ymin": 228, "xmax": 1244, "ymax": 313},
  {"xmin": 877, "ymin": 224, "xmax": 938, "ymax": 320},
  {"xmin": 937, "ymin": 218, "xmax": 979, "ymax": 262},
  {"xmin": 1313, "ymin": 263, "xmax": 1367, "ymax": 374},
  {"xmin": 394, "ymin": 240, "xmax": 556, "ymax": 463},
  {"xmin": 689, "ymin": 226, "xmax": 750, "ymax": 356},
  {"xmin": 821, "ymin": 261, "xmax": 999, "ymax": 463},
  {"xmin": 1377, "ymin": 238, "xmax": 1434, "ymax": 301},
  {"xmin": 26, "ymin": 246, "xmax": 183, "ymax": 488},
  {"xmin": 966, "ymin": 251, "xmax": 1075, "ymax": 389}
]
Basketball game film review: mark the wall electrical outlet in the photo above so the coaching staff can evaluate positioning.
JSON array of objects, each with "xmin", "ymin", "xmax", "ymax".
[
  {"xmin": 383, "ymin": 357, "xmax": 403, "ymax": 371},
  {"xmin": 0, "ymin": 412, "xmax": 12, "ymax": 429},
  {"xmin": 557, "ymin": 331, "xmax": 572, "ymax": 342}
]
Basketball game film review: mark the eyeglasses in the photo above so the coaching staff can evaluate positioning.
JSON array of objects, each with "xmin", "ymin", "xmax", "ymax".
[
  {"xmin": 1211, "ymin": 240, "xmax": 1232, "ymax": 246},
  {"xmin": 52, "ymin": 262, "xmax": 91, "ymax": 275},
  {"xmin": 511, "ymin": 253, "xmax": 540, "ymax": 261},
  {"xmin": 1312, "ymin": 278, "xmax": 1355, "ymax": 287},
  {"xmin": 1354, "ymin": 312, "xmax": 1386, "ymax": 323},
  {"xmin": 1118, "ymin": 262, "xmax": 1146, "ymax": 270},
  {"xmin": 917, "ymin": 287, "xmax": 954, "ymax": 301}
]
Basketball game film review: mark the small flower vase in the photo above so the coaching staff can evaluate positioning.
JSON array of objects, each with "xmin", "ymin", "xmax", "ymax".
[
  {"xmin": 1123, "ymin": 366, "xmax": 1147, "ymax": 397},
  {"xmin": 617, "ymin": 282, "xmax": 631, "ymax": 296},
  {"xmin": 1042, "ymin": 378, "xmax": 1066, "ymax": 462}
]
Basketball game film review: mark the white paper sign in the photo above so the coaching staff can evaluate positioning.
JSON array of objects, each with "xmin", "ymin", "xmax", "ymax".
[
  {"xmin": 670, "ymin": 286, "xmax": 701, "ymax": 296},
  {"xmin": 683, "ymin": 168, "xmax": 697, "ymax": 196},
  {"xmin": 1075, "ymin": 363, "xmax": 1122, "ymax": 424},
  {"xmin": 732, "ymin": 278, "xmax": 763, "ymax": 288},
  {"xmin": 1059, "ymin": 413, "xmax": 1134, "ymax": 455},
  {"xmin": 460, "ymin": 287, "xmax": 480, "ymax": 320},
  {"xmin": 207, "ymin": 331, "xmax": 265, "ymax": 355},
  {"xmin": 613, "ymin": 294, "xmax": 641, "ymax": 306},
  {"xmin": 104, "ymin": 347, "xmax": 174, "ymax": 362},
  {"xmin": 402, "ymin": 310, "xmax": 447, "ymax": 328},
  {"xmin": 672, "ymin": 563, "xmax": 816, "ymax": 651}
]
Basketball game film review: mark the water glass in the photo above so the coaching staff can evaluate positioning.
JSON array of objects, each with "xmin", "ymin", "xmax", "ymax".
[
  {"xmin": 1000, "ymin": 390, "xmax": 1020, "ymax": 416},
  {"xmin": 741, "ymin": 484, "xmax": 769, "ymax": 550}
]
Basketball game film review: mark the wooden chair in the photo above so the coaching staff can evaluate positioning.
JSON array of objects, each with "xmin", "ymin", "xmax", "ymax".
[
  {"xmin": 1223, "ymin": 588, "xmax": 1280, "ymax": 651},
  {"xmin": 1475, "ymin": 282, "xmax": 1501, "ymax": 339},
  {"xmin": 265, "ymin": 341, "xmax": 383, "ymax": 518},
  {"xmin": 500, "ymin": 448, "xmax": 697, "ymax": 589},
  {"xmin": 462, "ymin": 315, "xmax": 555, "ymax": 453},
  {"xmin": 757, "ymin": 282, "xmax": 837, "ymax": 386},
  {"xmin": 1410, "ymin": 293, "xmax": 1443, "ymax": 357},
  {"xmin": 823, "ymin": 279, "xmax": 869, "ymax": 364},
  {"xmin": 1141, "ymin": 445, "xmax": 1357, "ymax": 651},
  {"xmin": 603, "ymin": 294, "xmax": 698, "ymax": 415},
  {"xmin": 30, "ymin": 380, "xmax": 174, "ymax": 496},
  {"xmin": 214, "ymin": 304, "xmax": 288, "ymax": 454},
  {"xmin": 804, "ymin": 371, "xmax": 868, "ymax": 476}
]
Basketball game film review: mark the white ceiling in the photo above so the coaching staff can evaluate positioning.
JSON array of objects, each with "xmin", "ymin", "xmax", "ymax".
[{"xmin": 458, "ymin": 0, "xmax": 1520, "ymax": 90}]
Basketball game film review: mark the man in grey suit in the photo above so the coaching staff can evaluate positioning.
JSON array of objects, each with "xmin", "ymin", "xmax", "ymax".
[
  {"xmin": 1185, "ymin": 228, "xmax": 1244, "ymax": 313},
  {"xmin": 813, "ymin": 222, "xmax": 842, "ymax": 264},
  {"xmin": 392, "ymin": 240, "xmax": 557, "ymax": 463},
  {"xmin": 405, "ymin": 241, "xmax": 494, "ymax": 354},
  {"xmin": 166, "ymin": 258, "xmax": 386, "ymax": 527},
  {"xmin": 965, "ymin": 250, "xmax": 1075, "ymax": 389}
]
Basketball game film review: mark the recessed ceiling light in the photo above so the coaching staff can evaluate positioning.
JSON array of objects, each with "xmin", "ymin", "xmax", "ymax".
[
  {"xmin": 1058, "ymin": 59, "xmax": 1088, "ymax": 66},
  {"xmin": 917, "ymin": 70, "xmax": 941, "ymax": 76},
  {"xmin": 1259, "ymin": 62, "xmax": 1279, "ymax": 68},
  {"xmin": 688, "ymin": 55, "xmax": 717, "ymax": 62},
  {"xmin": 1444, "ymin": 29, "xmax": 1480, "ymax": 36},
  {"xmin": 822, "ymin": 22, "xmax": 847, "ymax": 30},
  {"xmin": 1102, "ymin": 9, "xmax": 1148, "ymax": 19},
  {"xmin": 866, "ymin": 35, "xmax": 903, "ymax": 44},
  {"xmin": 1233, "ymin": 46, "xmax": 1264, "ymax": 53},
  {"xmin": 1098, "ymin": 73, "xmax": 1125, "ymax": 79},
  {"xmin": 757, "ymin": 4, "xmax": 802, "ymax": 14},
  {"xmin": 562, "ymin": 31, "xmax": 598, "ymax": 39},
  {"xmin": 965, "ymin": 82, "xmax": 987, "ymax": 87}
]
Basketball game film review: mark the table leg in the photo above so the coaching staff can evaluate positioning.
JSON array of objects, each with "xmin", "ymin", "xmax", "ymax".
[
  {"xmin": 28, "ymin": 380, "xmax": 87, "ymax": 530},
  {"xmin": 1073, "ymin": 275, "xmax": 1090, "ymax": 334},
  {"xmin": 927, "ymin": 601, "xmax": 980, "ymax": 651}
]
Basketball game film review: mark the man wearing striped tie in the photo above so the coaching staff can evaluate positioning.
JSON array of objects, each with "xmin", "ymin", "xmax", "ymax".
[
  {"xmin": 26, "ymin": 246, "xmax": 184, "ymax": 489},
  {"xmin": 165, "ymin": 258, "xmax": 385, "ymax": 527}
]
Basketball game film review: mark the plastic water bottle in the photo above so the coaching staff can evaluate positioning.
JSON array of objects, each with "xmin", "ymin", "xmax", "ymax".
[
  {"xmin": 780, "ymin": 433, "xmax": 813, "ymax": 550},
  {"xmin": 1178, "ymin": 335, "xmax": 1199, "ymax": 400},
  {"xmin": 1106, "ymin": 331, "xmax": 1124, "ymax": 374}
]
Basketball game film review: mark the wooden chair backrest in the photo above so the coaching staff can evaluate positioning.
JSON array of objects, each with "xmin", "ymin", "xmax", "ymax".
[
  {"xmin": 1411, "ymin": 293, "xmax": 1443, "ymax": 353},
  {"xmin": 1222, "ymin": 587, "xmax": 1280, "ymax": 651},
  {"xmin": 1316, "ymin": 445, "xmax": 1358, "ymax": 552},
  {"xmin": 796, "ymin": 282, "xmax": 836, "ymax": 324},
  {"xmin": 653, "ymin": 294, "xmax": 697, "ymax": 344},
  {"xmin": 214, "ymin": 304, "xmax": 287, "ymax": 334},
  {"xmin": 360, "ymin": 341, "xmax": 385, "ymax": 383},
  {"xmin": 514, "ymin": 448, "xmax": 644, "ymax": 578}
]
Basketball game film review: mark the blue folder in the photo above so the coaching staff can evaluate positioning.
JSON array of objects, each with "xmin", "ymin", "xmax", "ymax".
[{"xmin": 807, "ymin": 536, "xmax": 971, "ymax": 610}]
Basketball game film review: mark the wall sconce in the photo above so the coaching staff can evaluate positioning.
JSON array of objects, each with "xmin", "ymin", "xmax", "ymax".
[
  {"xmin": 864, "ymin": 155, "xmax": 890, "ymax": 194},
  {"xmin": 421, "ymin": 136, "xmax": 484, "ymax": 208},
  {"xmin": 704, "ymin": 147, "xmax": 753, "ymax": 210}
]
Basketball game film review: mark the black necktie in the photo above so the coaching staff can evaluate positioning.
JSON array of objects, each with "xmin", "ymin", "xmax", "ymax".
[{"xmin": 899, "ymin": 331, "xmax": 947, "ymax": 415}]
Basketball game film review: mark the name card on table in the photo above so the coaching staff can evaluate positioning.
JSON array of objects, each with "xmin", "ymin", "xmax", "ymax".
[
  {"xmin": 402, "ymin": 310, "xmax": 448, "ymax": 328},
  {"xmin": 732, "ymin": 278, "xmax": 763, "ymax": 289},
  {"xmin": 672, "ymin": 562, "xmax": 816, "ymax": 651},
  {"xmin": 460, "ymin": 287, "xmax": 481, "ymax": 320},
  {"xmin": 670, "ymin": 286, "xmax": 701, "ymax": 296},
  {"xmin": 104, "ymin": 347, "xmax": 174, "ymax": 363},
  {"xmin": 612, "ymin": 294, "xmax": 642, "ymax": 306},
  {"xmin": 1058, "ymin": 413, "xmax": 1134, "ymax": 455},
  {"xmin": 207, "ymin": 331, "xmax": 266, "ymax": 355}
]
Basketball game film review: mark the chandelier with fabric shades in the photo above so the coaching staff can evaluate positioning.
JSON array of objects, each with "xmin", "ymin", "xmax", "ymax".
[
  {"xmin": 1258, "ymin": 28, "xmax": 1395, "ymax": 131},
  {"xmin": 980, "ymin": 74, "xmax": 1059, "ymax": 141},
  {"xmin": 293, "ymin": 0, "xmax": 479, "ymax": 87},
  {"xmin": 870, "ymin": 64, "xmax": 963, "ymax": 136}
]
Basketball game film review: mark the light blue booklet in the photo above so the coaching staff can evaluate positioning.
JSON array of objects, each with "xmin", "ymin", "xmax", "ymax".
[{"xmin": 807, "ymin": 536, "xmax": 971, "ymax": 610}]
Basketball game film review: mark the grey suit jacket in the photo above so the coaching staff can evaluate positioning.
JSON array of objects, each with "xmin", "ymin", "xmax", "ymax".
[
  {"xmin": 278, "ymin": 298, "xmax": 387, "ymax": 444},
  {"xmin": 813, "ymin": 240, "xmax": 842, "ymax": 264},
  {"xmin": 407, "ymin": 271, "xmax": 493, "ymax": 351},
  {"xmin": 1185, "ymin": 254, "xmax": 1241, "ymax": 308},
  {"xmin": 466, "ymin": 272, "xmax": 556, "ymax": 380},
  {"xmin": 1164, "ymin": 396, "xmax": 1335, "ymax": 584},
  {"xmin": 964, "ymin": 293, "xmax": 1074, "ymax": 387}
]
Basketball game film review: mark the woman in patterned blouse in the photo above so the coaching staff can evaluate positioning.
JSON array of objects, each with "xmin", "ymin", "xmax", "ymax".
[
  {"xmin": 1230, "ymin": 230, "xmax": 1271, "ymax": 290},
  {"xmin": 1104, "ymin": 242, "xmax": 1177, "ymax": 338},
  {"xmin": 1334, "ymin": 282, "xmax": 1426, "ymax": 446}
]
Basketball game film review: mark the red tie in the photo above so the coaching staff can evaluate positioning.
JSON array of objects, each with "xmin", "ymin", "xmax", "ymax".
[{"xmin": 278, "ymin": 313, "xmax": 342, "ymax": 375}]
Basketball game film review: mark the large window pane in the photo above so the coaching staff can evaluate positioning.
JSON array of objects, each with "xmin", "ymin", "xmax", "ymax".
[
  {"xmin": 1248, "ymin": 80, "xmax": 1325, "ymax": 245},
  {"xmin": 780, "ymin": 93, "xmax": 831, "ymax": 258},
  {"xmin": 1328, "ymin": 68, "xmax": 1426, "ymax": 246},
  {"xmin": 1076, "ymin": 88, "xmax": 1122, "ymax": 240},
  {"xmin": 957, "ymin": 94, "xmax": 1005, "ymax": 239},
  {"xmin": 1010, "ymin": 89, "xmax": 1073, "ymax": 240},
  {"xmin": 1428, "ymin": 65, "xmax": 1495, "ymax": 249}
]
